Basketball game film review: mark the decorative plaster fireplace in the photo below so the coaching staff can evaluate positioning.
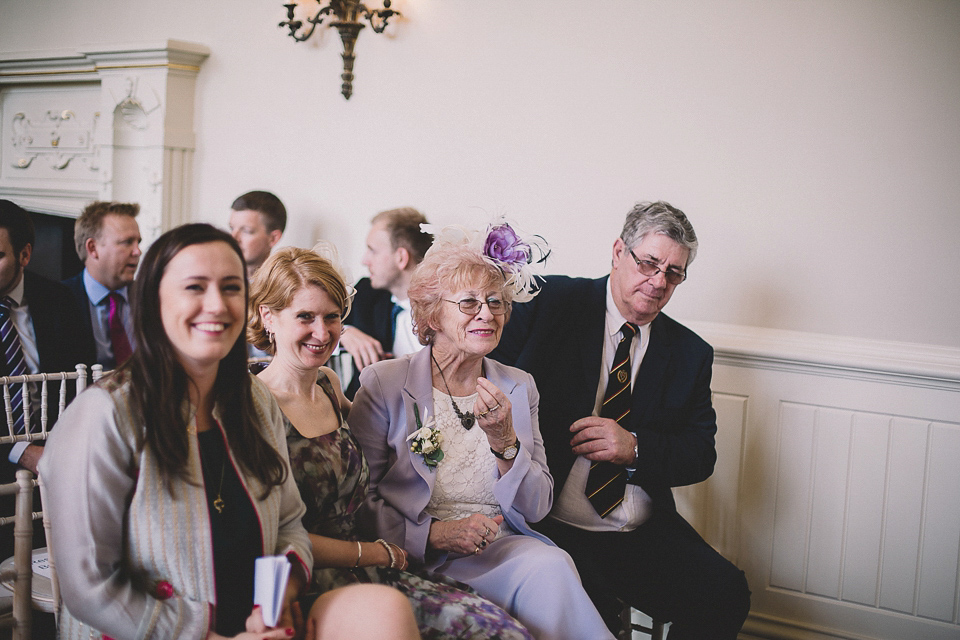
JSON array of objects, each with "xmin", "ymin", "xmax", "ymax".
[{"xmin": 0, "ymin": 40, "xmax": 209, "ymax": 246}]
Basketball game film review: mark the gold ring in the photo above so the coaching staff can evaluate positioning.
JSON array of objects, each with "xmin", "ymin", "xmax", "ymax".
[
  {"xmin": 478, "ymin": 409, "xmax": 489, "ymax": 417},
  {"xmin": 474, "ymin": 546, "xmax": 481, "ymax": 555}
]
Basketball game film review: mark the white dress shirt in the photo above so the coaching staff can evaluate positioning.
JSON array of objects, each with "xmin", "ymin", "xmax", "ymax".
[
  {"xmin": 549, "ymin": 280, "xmax": 654, "ymax": 532},
  {"xmin": 390, "ymin": 296, "xmax": 422, "ymax": 358}
]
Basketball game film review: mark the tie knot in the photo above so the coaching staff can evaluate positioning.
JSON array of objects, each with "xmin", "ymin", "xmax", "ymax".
[
  {"xmin": 0, "ymin": 296, "xmax": 14, "ymax": 313},
  {"xmin": 620, "ymin": 322, "xmax": 638, "ymax": 340}
]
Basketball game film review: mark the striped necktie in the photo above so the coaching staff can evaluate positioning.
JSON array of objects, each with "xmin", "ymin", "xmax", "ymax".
[
  {"xmin": 390, "ymin": 302, "xmax": 403, "ymax": 345},
  {"xmin": 0, "ymin": 296, "xmax": 29, "ymax": 434},
  {"xmin": 585, "ymin": 322, "xmax": 639, "ymax": 517}
]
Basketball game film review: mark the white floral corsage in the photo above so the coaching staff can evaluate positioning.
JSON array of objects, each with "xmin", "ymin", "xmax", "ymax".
[{"xmin": 407, "ymin": 404, "xmax": 443, "ymax": 468}]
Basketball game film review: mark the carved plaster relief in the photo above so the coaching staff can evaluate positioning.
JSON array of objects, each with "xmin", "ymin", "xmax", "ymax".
[
  {"xmin": 0, "ymin": 40, "xmax": 209, "ymax": 236},
  {"xmin": 11, "ymin": 109, "xmax": 100, "ymax": 171}
]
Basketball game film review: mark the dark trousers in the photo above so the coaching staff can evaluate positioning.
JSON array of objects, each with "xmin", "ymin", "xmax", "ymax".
[{"xmin": 536, "ymin": 510, "xmax": 750, "ymax": 640}]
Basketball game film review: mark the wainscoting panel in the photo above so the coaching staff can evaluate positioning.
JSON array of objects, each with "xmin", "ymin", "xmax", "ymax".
[
  {"xmin": 680, "ymin": 321, "xmax": 960, "ymax": 640},
  {"xmin": 675, "ymin": 391, "xmax": 747, "ymax": 564}
]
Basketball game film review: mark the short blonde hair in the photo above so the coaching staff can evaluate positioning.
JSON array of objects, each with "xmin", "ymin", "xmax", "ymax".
[
  {"xmin": 408, "ymin": 243, "xmax": 512, "ymax": 345},
  {"xmin": 248, "ymin": 247, "xmax": 351, "ymax": 353}
]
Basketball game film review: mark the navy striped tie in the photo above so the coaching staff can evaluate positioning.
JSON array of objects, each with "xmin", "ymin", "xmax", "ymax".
[
  {"xmin": 0, "ymin": 296, "xmax": 28, "ymax": 434},
  {"xmin": 585, "ymin": 322, "xmax": 638, "ymax": 517}
]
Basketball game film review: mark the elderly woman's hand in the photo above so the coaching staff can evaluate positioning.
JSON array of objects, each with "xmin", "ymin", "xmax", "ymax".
[
  {"xmin": 474, "ymin": 377, "xmax": 516, "ymax": 452},
  {"xmin": 428, "ymin": 514, "xmax": 504, "ymax": 555}
]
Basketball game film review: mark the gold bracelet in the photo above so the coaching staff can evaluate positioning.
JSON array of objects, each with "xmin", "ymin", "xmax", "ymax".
[
  {"xmin": 354, "ymin": 540, "xmax": 363, "ymax": 567},
  {"xmin": 376, "ymin": 538, "xmax": 396, "ymax": 568}
]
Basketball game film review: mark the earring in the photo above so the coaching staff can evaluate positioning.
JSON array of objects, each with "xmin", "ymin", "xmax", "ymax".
[{"xmin": 267, "ymin": 329, "xmax": 274, "ymax": 345}]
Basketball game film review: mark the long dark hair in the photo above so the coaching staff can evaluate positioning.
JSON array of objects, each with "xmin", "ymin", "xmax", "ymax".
[{"xmin": 125, "ymin": 223, "xmax": 286, "ymax": 496}]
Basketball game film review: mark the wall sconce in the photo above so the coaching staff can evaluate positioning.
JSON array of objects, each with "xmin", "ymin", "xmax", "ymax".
[{"xmin": 280, "ymin": 0, "xmax": 400, "ymax": 100}]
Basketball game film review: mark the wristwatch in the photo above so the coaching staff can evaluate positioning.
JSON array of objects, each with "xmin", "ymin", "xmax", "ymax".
[{"xmin": 491, "ymin": 438, "xmax": 521, "ymax": 460}]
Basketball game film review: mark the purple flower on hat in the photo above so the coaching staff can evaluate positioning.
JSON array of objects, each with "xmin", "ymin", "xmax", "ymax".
[{"xmin": 484, "ymin": 224, "xmax": 529, "ymax": 270}]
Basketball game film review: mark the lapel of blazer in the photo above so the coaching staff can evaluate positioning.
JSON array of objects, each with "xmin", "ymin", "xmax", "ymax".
[
  {"xmin": 401, "ymin": 347, "xmax": 440, "ymax": 488},
  {"xmin": 375, "ymin": 294, "xmax": 395, "ymax": 349},
  {"xmin": 577, "ymin": 277, "xmax": 608, "ymax": 402},
  {"xmin": 631, "ymin": 313, "xmax": 671, "ymax": 424},
  {"xmin": 24, "ymin": 272, "xmax": 58, "ymax": 371}
]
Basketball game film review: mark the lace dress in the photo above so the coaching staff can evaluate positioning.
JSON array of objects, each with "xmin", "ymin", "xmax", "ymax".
[
  {"xmin": 285, "ymin": 372, "xmax": 531, "ymax": 640},
  {"xmin": 425, "ymin": 389, "xmax": 514, "ymax": 541}
]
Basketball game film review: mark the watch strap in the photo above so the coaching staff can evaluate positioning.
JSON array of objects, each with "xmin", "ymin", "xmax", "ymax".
[{"xmin": 491, "ymin": 438, "xmax": 521, "ymax": 460}]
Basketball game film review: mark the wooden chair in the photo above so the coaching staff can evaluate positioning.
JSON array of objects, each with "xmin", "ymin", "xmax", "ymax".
[
  {"xmin": 0, "ymin": 470, "xmax": 36, "ymax": 639},
  {"xmin": 1, "ymin": 364, "xmax": 100, "ymax": 446},
  {"xmin": 0, "ymin": 364, "xmax": 102, "ymax": 635},
  {"xmin": 37, "ymin": 474, "xmax": 60, "ymax": 630}
]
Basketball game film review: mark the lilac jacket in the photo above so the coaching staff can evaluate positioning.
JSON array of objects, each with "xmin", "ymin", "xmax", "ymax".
[{"xmin": 350, "ymin": 346, "xmax": 554, "ymax": 568}]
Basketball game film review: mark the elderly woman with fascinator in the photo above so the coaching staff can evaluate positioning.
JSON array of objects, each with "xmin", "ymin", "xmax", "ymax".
[
  {"xmin": 350, "ymin": 221, "xmax": 614, "ymax": 640},
  {"xmin": 39, "ymin": 224, "xmax": 417, "ymax": 640},
  {"xmin": 250, "ymin": 245, "xmax": 532, "ymax": 639}
]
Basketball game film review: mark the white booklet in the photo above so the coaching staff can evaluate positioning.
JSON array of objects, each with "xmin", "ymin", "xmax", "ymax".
[{"xmin": 254, "ymin": 555, "xmax": 291, "ymax": 628}]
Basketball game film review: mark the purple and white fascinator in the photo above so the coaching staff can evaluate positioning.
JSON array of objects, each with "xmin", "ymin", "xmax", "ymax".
[{"xmin": 420, "ymin": 216, "xmax": 550, "ymax": 303}]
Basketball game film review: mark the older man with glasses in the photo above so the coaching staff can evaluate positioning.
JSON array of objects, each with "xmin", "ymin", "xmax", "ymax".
[{"xmin": 492, "ymin": 201, "xmax": 750, "ymax": 640}]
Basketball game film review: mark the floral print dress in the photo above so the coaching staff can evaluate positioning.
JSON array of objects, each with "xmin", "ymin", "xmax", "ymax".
[{"xmin": 285, "ymin": 372, "xmax": 532, "ymax": 640}]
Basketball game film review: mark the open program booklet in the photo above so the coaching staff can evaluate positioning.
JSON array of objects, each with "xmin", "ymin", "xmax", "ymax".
[{"xmin": 254, "ymin": 555, "xmax": 291, "ymax": 627}]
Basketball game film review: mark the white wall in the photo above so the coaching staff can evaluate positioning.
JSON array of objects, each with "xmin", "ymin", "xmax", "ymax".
[{"xmin": 2, "ymin": 0, "xmax": 958, "ymax": 347}]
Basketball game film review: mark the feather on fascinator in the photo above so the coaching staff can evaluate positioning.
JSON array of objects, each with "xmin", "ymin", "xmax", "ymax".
[
  {"xmin": 310, "ymin": 240, "xmax": 357, "ymax": 316},
  {"xmin": 419, "ymin": 217, "xmax": 550, "ymax": 303}
]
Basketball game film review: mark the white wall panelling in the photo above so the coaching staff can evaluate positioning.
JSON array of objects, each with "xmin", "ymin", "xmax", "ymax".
[
  {"xmin": 675, "ymin": 322, "xmax": 960, "ymax": 639},
  {"xmin": 0, "ymin": 41, "xmax": 209, "ymax": 242}
]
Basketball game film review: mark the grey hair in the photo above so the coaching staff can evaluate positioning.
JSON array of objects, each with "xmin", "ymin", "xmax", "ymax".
[{"xmin": 619, "ymin": 201, "xmax": 698, "ymax": 267}]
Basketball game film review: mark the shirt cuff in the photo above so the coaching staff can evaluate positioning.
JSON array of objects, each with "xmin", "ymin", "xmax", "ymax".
[
  {"xmin": 8, "ymin": 441, "xmax": 28, "ymax": 465},
  {"xmin": 625, "ymin": 432, "xmax": 638, "ymax": 479}
]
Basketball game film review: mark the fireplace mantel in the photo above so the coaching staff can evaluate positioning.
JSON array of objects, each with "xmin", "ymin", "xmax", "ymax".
[{"xmin": 0, "ymin": 40, "xmax": 209, "ymax": 244}]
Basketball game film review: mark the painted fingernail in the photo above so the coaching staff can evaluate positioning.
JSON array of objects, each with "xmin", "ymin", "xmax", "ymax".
[{"xmin": 286, "ymin": 629, "xmax": 295, "ymax": 637}]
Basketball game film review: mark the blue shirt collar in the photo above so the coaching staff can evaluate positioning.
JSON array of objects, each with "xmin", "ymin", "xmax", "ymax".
[{"xmin": 83, "ymin": 269, "xmax": 129, "ymax": 306}]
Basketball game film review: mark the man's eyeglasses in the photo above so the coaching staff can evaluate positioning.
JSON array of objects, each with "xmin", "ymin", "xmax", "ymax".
[
  {"xmin": 628, "ymin": 249, "xmax": 687, "ymax": 285},
  {"xmin": 444, "ymin": 297, "xmax": 509, "ymax": 316}
]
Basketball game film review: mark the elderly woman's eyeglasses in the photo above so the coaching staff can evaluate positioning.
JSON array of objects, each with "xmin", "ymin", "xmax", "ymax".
[
  {"xmin": 444, "ymin": 297, "xmax": 509, "ymax": 316},
  {"xmin": 628, "ymin": 249, "xmax": 687, "ymax": 285}
]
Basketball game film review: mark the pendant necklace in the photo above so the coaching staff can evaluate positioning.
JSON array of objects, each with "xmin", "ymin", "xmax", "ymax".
[
  {"xmin": 431, "ymin": 352, "xmax": 475, "ymax": 430},
  {"xmin": 213, "ymin": 461, "xmax": 225, "ymax": 514}
]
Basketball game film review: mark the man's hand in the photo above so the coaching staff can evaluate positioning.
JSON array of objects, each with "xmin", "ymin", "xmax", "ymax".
[
  {"xmin": 338, "ymin": 327, "xmax": 389, "ymax": 370},
  {"xmin": 18, "ymin": 444, "xmax": 44, "ymax": 475},
  {"xmin": 570, "ymin": 417, "xmax": 637, "ymax": 466}
]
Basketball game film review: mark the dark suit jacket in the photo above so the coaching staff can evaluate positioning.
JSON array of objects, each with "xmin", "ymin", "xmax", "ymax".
[
  {"xmin": 344, "ymin": 277, "xmax": 395, "ymax": 398},
  {"xmin": 61, "ymin": 271, "xmax": 98, "ymax": 367},
  {"xmin": 491, "ymin": 275, "xmax": 718, "ymax": 512},
  {"xmin": 2, "ymin": 272, "xmax": 86, "ymax": 478},
  {"xmin": 2, "ymin": 271, "xmax": 87, "ymax": 556}
]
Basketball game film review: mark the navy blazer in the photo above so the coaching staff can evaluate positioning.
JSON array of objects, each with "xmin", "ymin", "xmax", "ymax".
[
  {"xmin": 343, "ymin": 277, "xmax": 395, "ymax": 398},
  {"xmin": 61, "ymin": 271, "xmax": 98, "ymax": 367},
  {"xmin": 491, "ymin": 275, "xmax": 718, "ymax": 512}
]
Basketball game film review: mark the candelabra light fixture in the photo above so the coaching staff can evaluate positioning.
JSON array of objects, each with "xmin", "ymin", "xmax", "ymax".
[{"xmin": 280, "ymin": 0, "xmax": 400, "ymax": 100}]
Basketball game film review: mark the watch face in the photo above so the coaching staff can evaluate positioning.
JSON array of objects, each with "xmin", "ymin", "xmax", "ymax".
[{"xmin": 502, "ymin": 445, "xmax": 518, "ymax": 460}]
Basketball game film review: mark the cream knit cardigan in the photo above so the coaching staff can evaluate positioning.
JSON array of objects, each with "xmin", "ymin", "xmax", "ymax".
[{"xmin": 39, "ymin": 374, "xmax": 312, "ymax": 640}]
